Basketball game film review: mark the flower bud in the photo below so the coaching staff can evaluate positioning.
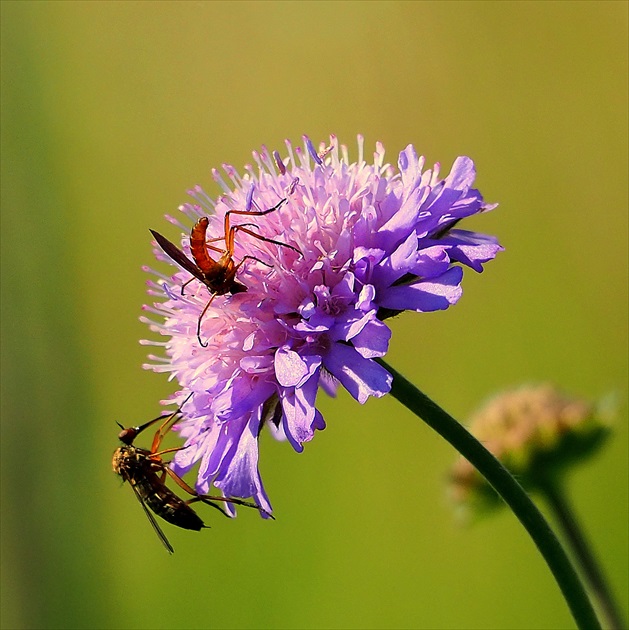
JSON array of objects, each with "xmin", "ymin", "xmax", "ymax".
[{"xmin": 450, "ymin": 384, "xmax": 612, "ymax": 516}]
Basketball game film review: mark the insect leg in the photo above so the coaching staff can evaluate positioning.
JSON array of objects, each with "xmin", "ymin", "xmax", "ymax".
[
  {"xmin": 150, "ymin": 413, "xmax": 181, "ymax": 453},
  {"xmin": 159, "ymin": 469, "xmax": 232, "ymax": 519},
  {"xmin": 204, "ymin": 243, "xmax": 225, "ymax": 254},
  {"xmin": 232, "ymin": 225, "xmax": 302, "ymax": 256},
  {"xmin": 150, "ymin": 445, "xmax": 187, "ymax": 459},
  {"xmin": 180, "ymin": 276, "xmax": 196, "ymax": 296},
  {"xmin": 194, "ymin": 494, "xmax": 274, "ymax": 519},
  {"xmin": 162, "ymin": 467, "xmax": 274, "ymax": 519},
  {"xmin": 186, "ymin": 496, "xmax": 233, "ymax": 518},
  {"xmin": 197, "ymin": 292, "xmax": 217, "ymax": 347},
  {"xmin": 150, "ymin": 393, "xmax": 193, "ymax": 453},
  {"xmin": 223, "ymin": 197, "xmax": 289, "ymax": 255},
  {"xmin": 232, "ymin": 255, "xmax": 273, "ymax": 273},
  {"xmin": 227, "ymin": 196, "xmax": 288, "ymax": 221}
]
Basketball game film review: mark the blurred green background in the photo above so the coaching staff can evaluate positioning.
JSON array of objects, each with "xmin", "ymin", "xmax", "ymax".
[{"xmin": 1, "ymin": 2, "xmax": 627, "ymax": 629}]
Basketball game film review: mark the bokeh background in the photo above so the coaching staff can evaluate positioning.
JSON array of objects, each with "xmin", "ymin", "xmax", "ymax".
[{"xmin": 2, "ymin": 2, "xmax": 627, "ymax": 629}]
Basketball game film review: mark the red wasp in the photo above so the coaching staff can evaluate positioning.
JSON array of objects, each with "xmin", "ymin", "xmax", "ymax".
[
  {"xmin": 150, "ymin": 192, "xmax": 300, "ymax": 346},
  {"xmin": 112, "ymin": 399, "xmax": 271, "ymax": 553}
]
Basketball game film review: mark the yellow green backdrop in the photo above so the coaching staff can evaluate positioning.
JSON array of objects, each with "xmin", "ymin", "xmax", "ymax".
[{"xmin": 2, "ymin": 2, "xmax": 627, "ymax": 628}]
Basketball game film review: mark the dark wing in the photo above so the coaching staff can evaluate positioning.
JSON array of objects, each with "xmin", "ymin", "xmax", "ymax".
[
  {"xmin": 150, "ymin": 229, "xmax": 206, "ymax": 284},
  {"xmin": 128, "ymin": 480, "xmax": 175, "ymax": 554}
]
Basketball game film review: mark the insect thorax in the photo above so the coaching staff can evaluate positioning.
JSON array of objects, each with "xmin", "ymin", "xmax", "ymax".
[
  {"xmin": 111, "ymin": 445, "xmax": 143, "ymax": 477},
  {"xmin": 112, "ymin": 446, "xmax": 129, "ymax": 475},
  {"xmin": 203, "ymin": 256, "xmax": 236, "ymax": 289}
]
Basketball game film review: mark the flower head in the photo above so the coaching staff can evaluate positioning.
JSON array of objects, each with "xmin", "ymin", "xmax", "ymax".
[
  {"xmin": 142, "ymin": 135, "xmax": 501, "ymax": 515},
  {"xmin": 449, "ymin": 384, "xmax": 612, "ymax": 516}
]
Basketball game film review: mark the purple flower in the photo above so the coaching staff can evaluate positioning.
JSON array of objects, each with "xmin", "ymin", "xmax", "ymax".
[{"xmin": 142, "ymin": 135, "xmax": 502, "ymax": 515}]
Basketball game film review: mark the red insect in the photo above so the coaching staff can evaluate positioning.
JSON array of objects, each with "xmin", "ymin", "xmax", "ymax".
[
  {"xmin": 150, "ymin": 195, "xmax": 300, "ymax": 346},
  {"xmin": 112, "ymin": 399, "xmax": 271, "ymax": 553}
]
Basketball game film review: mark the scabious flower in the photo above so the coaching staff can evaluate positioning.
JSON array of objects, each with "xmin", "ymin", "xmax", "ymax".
[
  {"xmin": 449, "ymin": 384, "xmax": 612, "ymax": 516},
  {"xmin": 142, "ymin": 135, "xmax": 501, "ymax": 515}
]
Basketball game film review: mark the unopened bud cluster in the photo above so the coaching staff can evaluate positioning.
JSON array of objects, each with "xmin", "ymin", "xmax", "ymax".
[{"xmin": 450, "ymin": 384, "xmax": 611, "ymax": 515}]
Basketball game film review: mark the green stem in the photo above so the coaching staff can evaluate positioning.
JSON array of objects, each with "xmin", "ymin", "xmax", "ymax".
[
  {"xmin": 540, "ymin": 480, "xmax": 626, "ymax": 630},
  {"xmin": 377, "ymin": 359, "xmax": 601, "ymax": 630}
]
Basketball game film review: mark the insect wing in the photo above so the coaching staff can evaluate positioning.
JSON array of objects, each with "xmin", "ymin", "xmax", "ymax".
[
  {"xmin": 150, "ymin": 229, "xmax": 206, "ymax": 284},
  {"xmin": 128, "ymin": 478, "xmax": 175, "ymax": 554}
]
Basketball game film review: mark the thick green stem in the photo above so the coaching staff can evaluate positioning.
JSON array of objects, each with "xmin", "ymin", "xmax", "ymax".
[
  {"xmin": 377, "ymin": 359, "xmax": 601, "ymax": 630},
  {"xmin": 540, "ymin": 480, "xmax": 626, "ymax": 630}
]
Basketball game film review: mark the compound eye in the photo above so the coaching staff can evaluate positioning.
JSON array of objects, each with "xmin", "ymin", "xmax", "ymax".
[{"xmin": 118, "ymin": 427, "xmax": 139, "ymax": 445}]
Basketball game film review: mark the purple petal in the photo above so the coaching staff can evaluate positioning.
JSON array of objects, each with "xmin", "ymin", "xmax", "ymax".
[
  {"xmin": 323, "ymin": 343, "xmax": 392, "ymax": 403},
  {"xmin": 213, "ymin": 377, "xmax": 276, "ymax": 422},
  {"xmin": 305, "ymin": 136, "xmax": 323, "ymax": 165},
  {"xmin": 275, "ymin": 347, "xmax": 322, "ymax": 387},
  {"xmin": 353, "ymin": 246, "xmax": 386, "ymax": 267},
  {"xmin": 398, "ymin": 144, "xmax": 425, "ymax": 190},
  {"xmin": 373, "ymin": 231, "xmax": 419, "ymax": 287},
  {"xmin": 436, "ymin": 229, "xmax": 504, "ymax": 272},
  {"xmin": 279, "ymin": 369, "xmax": 320, "ymax": 451},
  {"xmin": 318, "ymin": 370, "xmax": 339, "ymax": 397},
  {"xmin": 275, "ymin": 347, "xmax": 309, "ymax": 387},
  {"xmin": 294, "ymin": 312, "xmax": 335, "ymax": 333},
  {"xmin": 213, "ymin": 413, "xmax": 273, "ymax": 516},
  {"xmin": 378, "ymin": 267, "xmax": 464, "ymax": 312},
  {"xmin": 351, "ymin": 318, "xmax": 391, "ymax": 359},
  {"xmin": 356, "ymin": 284, "xmax": 376, "ymax": 311},
  {"xmin": 331, "ymin": 272, "xmax": 356, "ymax": 299},
  {"xmin": 330, "ymin": 309, "xmax": 374, "ymax": 343},
  {"xmin": 202, "ymin": 414, "xmax": 249, "ymax": 488},
  {"xmin": 379, "ymin": 185, "xmax": 424, "ymax": 241},
  {"xmin": 172, "ymin": 422, "xmax": 217, "ymax": 478},
  {"xmin": 312, "ymin": 409, "xmax": 326, "ymax": 430},
  {"xmin": 240, "ymin": 355, "xmax": 274, "ymax": 373},
  {"xmin": 411, "ymin": 246, "xmax": 451, "ymax": 279},
  {"xmin": 353, "ymin": 247, "xmax": 386, "ymax": 284},
  {"xmin": 443, "ymin": 156, "xmax": 476, "ymax": 190}
]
